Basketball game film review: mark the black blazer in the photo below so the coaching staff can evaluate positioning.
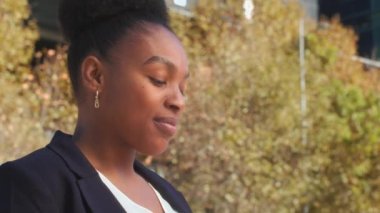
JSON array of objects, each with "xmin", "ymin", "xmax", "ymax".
[{"xmin": 0, "ymin": 131, "xmax": 191, "ymax": 213}]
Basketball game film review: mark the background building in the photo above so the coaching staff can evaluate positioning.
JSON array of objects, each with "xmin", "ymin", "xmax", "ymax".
[
  {"xmin": 28, "ymin": 0, "xmax": 380, "ymax": 60},
  {"xmin": 166, "ymin": 0, "xmax": 198, "ymax": 15},
  {"xmin": 28, "ymin": 0, "xmax": 60, "ymax": 47},
  {"xmin": 319, "ymin": 0, "xmax": 380, "ymax": 59},
  {"xmin": 26, "ymin": 0, "xmax": 320, "ymax": 42}
]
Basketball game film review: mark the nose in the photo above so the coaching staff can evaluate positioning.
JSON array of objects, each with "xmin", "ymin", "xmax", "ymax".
[{"xmin": 165, "ymin": 87, "xmax": 185, "ymax": 114}]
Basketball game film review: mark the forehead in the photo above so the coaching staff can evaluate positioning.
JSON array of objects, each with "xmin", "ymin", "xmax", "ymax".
[{"xmin": 110, "ymin": 24, "xmax": 188, "ymax": 69}]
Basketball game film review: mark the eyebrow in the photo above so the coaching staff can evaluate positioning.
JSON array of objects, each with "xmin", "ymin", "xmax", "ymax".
[{"xmin": 142, "ymin": 55, "xmax": 190, "ymax": 79}]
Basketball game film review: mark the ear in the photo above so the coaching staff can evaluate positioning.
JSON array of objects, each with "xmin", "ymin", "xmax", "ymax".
[{"xmin": 80, "ymin": 55, "xmax": 105, "ymax": 92}]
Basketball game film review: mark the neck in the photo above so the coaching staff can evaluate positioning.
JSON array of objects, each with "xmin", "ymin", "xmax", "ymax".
[{"xmin": 73, "ymin": 122, "xmax": 137, "ymax": 178}]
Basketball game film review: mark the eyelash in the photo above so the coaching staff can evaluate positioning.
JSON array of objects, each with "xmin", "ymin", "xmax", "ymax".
[
  {"xmin": 148, "ymin": 77, "xmax": 186, "ymax": 96},
  {"xmin": 149, "ymin": 77, "xmax": 166, "ymax": 87},
  {"xmin": 180, "ymin": 87, "xmax": 186, "ymax": 96}
]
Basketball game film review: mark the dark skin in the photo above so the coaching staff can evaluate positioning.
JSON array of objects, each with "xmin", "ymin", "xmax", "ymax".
[{"xmin": 73, "ymin": 23, "xmax": 188, "ymax": 212}]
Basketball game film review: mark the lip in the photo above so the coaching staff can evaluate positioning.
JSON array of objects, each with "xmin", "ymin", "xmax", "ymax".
[{"xmin": 153, "ymin": 117, "xmax": 178, "ymax": 137}]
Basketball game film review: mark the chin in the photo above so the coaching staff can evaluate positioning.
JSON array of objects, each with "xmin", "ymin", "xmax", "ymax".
[{"xmin": 142, "ymin": 138, "xmax": 170, "ymax": 156}]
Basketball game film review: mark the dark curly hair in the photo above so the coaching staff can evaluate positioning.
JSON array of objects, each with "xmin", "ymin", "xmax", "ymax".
[{"xmin": 58, "ymin": 0, "xmax": 171, "ymax": 94}]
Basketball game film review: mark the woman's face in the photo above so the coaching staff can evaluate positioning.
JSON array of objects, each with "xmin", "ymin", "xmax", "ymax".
[{"xmin": 100, "ymin": 24, "xmax": 188, "ymax": 155}]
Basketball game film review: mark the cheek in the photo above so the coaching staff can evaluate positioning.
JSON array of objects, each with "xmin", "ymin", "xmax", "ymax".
[
  {"xmin": 105, "ymin": 74, "xmax": 163, "ymax": 125},
  {"xmin": 102, "ymin": 74, "xmax": 170, "ymax": 154}
]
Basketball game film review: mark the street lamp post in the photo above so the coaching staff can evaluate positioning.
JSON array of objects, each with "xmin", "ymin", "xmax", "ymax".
[{"xmin": 299, "ymin": 18, "xmax": 308, "ymax": 146}]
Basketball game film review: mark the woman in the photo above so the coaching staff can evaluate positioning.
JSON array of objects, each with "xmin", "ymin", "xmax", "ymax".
[{"xmin": 0, "ymin": 0, "xmax": 191, "ymax": 212}]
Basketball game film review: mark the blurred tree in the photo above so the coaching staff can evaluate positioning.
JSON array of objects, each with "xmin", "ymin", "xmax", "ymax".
[
  {"xmin": 30, "ymin": 47, "xmax": 76, "ymax": 133},
  {"xmin": 166, "ymin": 0, "xmax": 308, "ymax": 212},
  {"xmin": 0, "ymin": 0, "xmax": 75, "ymax": 162},
  {"xmin": 162, "ymin": 0, "xmax": 380, "ymax": 212},
  {"xmin": 0, "ymin": 0, "xmax": 37, "ymax": 78},
  {"xmin": 0, "ymin": 0, "xmax": 44, "ymax": 162},
  {"xmin": 305, "ymin": 19, "xmax": 380, "ymax": 212}
]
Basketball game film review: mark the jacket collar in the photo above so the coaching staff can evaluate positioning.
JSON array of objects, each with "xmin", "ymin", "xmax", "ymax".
[
  {"xmin": 47, "ymin": 130, "xmax": 95, "ymax": 178},
  {"xmin": 46, "ymin": 130, "xmax": 191, "ymax": 213},
  {"xmin": 47, "ymin": 131, "xmax": 125, "ymax": 213}
]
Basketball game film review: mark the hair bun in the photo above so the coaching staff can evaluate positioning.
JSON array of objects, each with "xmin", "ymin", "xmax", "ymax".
[{"xmin": 59, "ymin": 0, "xmax": 168, "ymax": 41}]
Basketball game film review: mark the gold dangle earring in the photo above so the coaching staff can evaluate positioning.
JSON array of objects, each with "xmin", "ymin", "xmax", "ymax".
[{"xmin": 94, "ymin": 90, "xmax": 100, "ymax": 109}]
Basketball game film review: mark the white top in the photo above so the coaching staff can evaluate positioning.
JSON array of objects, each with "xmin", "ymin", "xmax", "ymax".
[{"xmin": 97, "ymin": 171, "xmax": 178, "ymax": 213}]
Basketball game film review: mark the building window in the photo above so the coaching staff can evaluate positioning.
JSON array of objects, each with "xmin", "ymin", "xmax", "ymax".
[{"xmin": 174, "ymin": 0, "xmax": 187, "ymax": 7}]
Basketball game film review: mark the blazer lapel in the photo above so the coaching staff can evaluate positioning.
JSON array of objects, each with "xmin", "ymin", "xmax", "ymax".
[
  {"xmin": 47, "ymin": 131, "xmax": 126, "ymax": 213},
  {"xmin": 78, "ymin": 175, "xmax": 126, "ymax": 213}
]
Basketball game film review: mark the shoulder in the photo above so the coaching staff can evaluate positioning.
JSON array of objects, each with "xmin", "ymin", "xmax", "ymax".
[
  {"xmin": 0, "ymin": 148, "xmax": 61, "ymax": 212},
  {"xmin": 1, "ymin": 146, "xmax": 66, "ymax": 180},
  {"xmin": 0, "ymin": 145, "xmax": 75, "ymax": 196}
]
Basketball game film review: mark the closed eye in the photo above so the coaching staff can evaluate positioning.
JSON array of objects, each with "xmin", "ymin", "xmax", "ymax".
[{"xmin": 149, "ymin": 77, "xmax": 166, "ymax": 87}]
